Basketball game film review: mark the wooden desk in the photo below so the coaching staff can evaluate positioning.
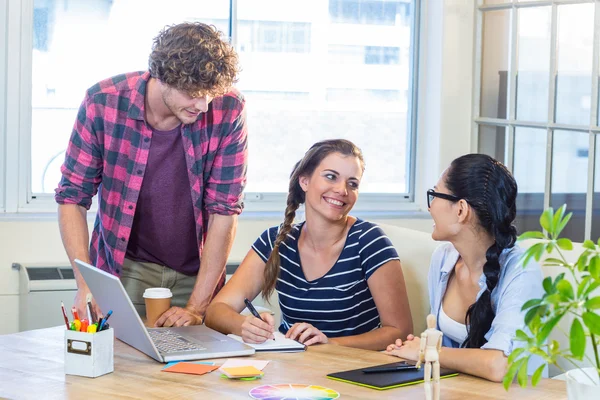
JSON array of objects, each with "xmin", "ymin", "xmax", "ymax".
[{"xmin": 0, "ymin": 326, "xmax": 566, "ymax": 399}]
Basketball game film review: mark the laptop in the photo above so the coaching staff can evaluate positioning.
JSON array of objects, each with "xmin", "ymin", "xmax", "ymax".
[{"xmin": 75, "ymin": 259, "xmax": 255, "ymax": 362}]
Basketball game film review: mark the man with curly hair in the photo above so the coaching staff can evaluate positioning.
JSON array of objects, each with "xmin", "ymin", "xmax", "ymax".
[{"xmin": 55, "ymin": 22, "xmax": 248, "ymax": 328}]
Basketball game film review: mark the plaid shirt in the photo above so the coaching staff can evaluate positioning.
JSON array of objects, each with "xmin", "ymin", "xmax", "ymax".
[{"xmin": 55, "ymin": 71, "xmax": 248, "ymax": 278}]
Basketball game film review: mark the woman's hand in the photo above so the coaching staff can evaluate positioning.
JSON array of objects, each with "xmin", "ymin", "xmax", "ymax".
[
  {"xmin": 241, "ymin": 312, "xmax": 275, "ymax": 344},
  {"xmin": 385, "ymin": 334, "xmax": 420, "ymax": 361},
  {"xmin": 286, "ymin": 322, "xmax": 329, "ymax": 346}
]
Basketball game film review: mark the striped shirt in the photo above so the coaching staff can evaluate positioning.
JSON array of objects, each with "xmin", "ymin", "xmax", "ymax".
[
  {"xmin": 252, "ymin": 218, "xmax": 400, "ymax": 337},
  {"xmin": 55, "ymin": 71, "xmax": 248, "ymax": 279}
]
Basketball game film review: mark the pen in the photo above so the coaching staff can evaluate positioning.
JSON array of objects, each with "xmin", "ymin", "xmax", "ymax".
[
  {"xmin": 362, "ymin": 364, "xmax": 417, "ymax": 374},
  {"xmin": 244, "ymin": 298, "xmax": 275, "ymax": 340},
  {"xmin": 86, "ymin": 293, "xmax": 97, "ymax": 324},
  {"xmin": 71, "ymin": 307, "xmax": 79, "ymax": 321},
  {"xmin": 99, "ymin": 310, "xmax": 112, "ymax": 331},
  {"xmin": 61, "ymin": 301, "xmax": 70, "ymax": 329}
]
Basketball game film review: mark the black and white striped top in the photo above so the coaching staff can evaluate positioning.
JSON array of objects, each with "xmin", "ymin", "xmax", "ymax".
[{"xmin": 251, "ymin": 218, "xmax": 400, "ymax": 338}]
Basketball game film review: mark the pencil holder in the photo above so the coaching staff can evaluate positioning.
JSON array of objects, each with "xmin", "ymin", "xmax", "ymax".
[{"xmin": 64, "ymin": 328, "xmax": 114, "ymax": 378}]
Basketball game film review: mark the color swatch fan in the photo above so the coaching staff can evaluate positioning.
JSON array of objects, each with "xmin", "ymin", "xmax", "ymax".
[{"xmin": 249, "ymin": 384, "xmax": 340, "ymax": 400}]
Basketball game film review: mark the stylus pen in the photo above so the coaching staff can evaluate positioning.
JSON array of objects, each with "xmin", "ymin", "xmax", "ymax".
[
  {"xmin": 243, "ymin": 298, "xmax": 275, "ymax": 340},
  {"xmin": 362, "ymin": 365, "xmax": 417, "ymax": 374}
]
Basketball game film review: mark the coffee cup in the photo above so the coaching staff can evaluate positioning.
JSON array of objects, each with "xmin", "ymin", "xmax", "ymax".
[{"xmin": 143, "ymin": 288, "xmax": 172, "ymax": 327}]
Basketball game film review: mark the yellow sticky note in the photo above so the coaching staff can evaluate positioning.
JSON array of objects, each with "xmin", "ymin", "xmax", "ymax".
[{"xmin": 221, "ymin": 366, "xmax": 264, "ymax": 378}]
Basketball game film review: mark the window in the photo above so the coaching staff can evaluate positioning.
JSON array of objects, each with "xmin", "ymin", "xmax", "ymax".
[
  {"xmin": 475, "ymin": 1, "xmax": 600, "ymax": 241},
  {"xmin": 328, "ymin": 45, "xmax": 401, "ymax": 65},
  {"xmin": 5, "ymin": 0, "xmax": 419, "ymax": 213},
  {"xmin": 238, "ymin": 21, "xmax": 311, "ymax": 53},
  {"xmin": 329, "ymin": 0, "xmax": 411, "ymax": 26}
]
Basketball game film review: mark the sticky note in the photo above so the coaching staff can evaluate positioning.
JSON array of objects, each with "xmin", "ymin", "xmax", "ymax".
[
  {"xmin": 220, "ymin": 359, "xmax": 269, "ymax": 371},
  {"xmin": 162, "ymin": 361, "xmax": 215, "ymax": 370},
  {"xmin": 162, "ymin": 362, "xmax": 219, "ymax": 375},
  {"xmin": 220, "ymin": 366, "xmax": 264, "ymax": 378}
]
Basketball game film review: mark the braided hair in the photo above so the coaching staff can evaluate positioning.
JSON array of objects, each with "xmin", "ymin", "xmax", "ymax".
[
  {"xmin": 444, "ymin": 154, "xmax": 518, "ymax": 348},
  {"xmin": 261, "ymin": 139, "xmax": 365, "ymax": 300}
]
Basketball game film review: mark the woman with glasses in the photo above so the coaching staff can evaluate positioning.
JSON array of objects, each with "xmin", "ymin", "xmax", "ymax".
[
  {"xmin": 385, "ymin": 153, "xmax": 543, "ymax": 382},
  {"xmin": 205, "ymin": 139, "xmax": 413, "ymax": 350}
]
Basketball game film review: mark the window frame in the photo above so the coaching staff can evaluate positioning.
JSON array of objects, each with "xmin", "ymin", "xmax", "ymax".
[
  {"xmin": 473, "ymin": 0, "xmax": 599, "ymax": 240},
  {"xmin": 0, "ymin": 0, "xmax": 7, "ymax": 212},
  {"xmin": 3, "ymin": 0, "xmax": 421, "ymax": 215}
]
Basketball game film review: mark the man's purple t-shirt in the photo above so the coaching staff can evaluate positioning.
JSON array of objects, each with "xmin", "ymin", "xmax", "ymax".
[{"xmin": 126, "ymin": 124, "xmax": 200, "ymax": 275}]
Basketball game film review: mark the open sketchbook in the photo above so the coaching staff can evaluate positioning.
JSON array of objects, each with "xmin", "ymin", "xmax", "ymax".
[{"xmin": 227, "ymin": 332, "xmax": 306, "ymax": 352}]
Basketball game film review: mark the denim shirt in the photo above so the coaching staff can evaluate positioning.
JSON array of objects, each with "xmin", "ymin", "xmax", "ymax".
[{"xmin": 428, "ymin": 242, "xmax": 544, "ymax": 356}]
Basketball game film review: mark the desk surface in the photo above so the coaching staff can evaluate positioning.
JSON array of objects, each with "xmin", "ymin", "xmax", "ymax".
[{"xmin": 0, "ymin": 326, "xmax": 566, "ymax": 399}]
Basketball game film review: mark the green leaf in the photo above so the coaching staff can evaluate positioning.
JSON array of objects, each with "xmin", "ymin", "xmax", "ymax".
[
  {"xmin": 508, "ymin": 347, "xmax": 525, "ymax": 364},
  {"xmin": 527, "ymin": 243, "xmax": 546, "ymax": 263},
  {"xmin": 556, "ymin": 279, "xmax": 574, "ymax": 300},
  {"xmin": 520, "ymin": 246, "xmax": 538, "ymax": 269},
  {"xmin": 503, "ymin": 357, "xmax": 525, "ymax": 391},
  {"xmin": 555, "ymin": 211, "xmax": 572, "ymax": 238},
  {"xmin": 540, "ymin": 208, "xmax": 554, "ymax": 232},
  {"xmin": 578, "ymin": 276, "xmax": 592, "ymax": 298},
  {"xmin": 544, "ymin": 257, "xmax": 569, "ymax": 267},
  {"xmin": 542, "ymin": 276, "xmax": 553, "ymax": 294},
  {"xmin": 556, "ymin": 238, "xmax": 573, "ymax": 251},
  {"xmin": 584, "ymin": 282, "xmax": 600, "ymax": 298},
  {"xmin": 554, "ymin": 273, "xmax": 565, "ymax": 286},
  {"xmin": 530, "ymin": 347, "xmax": 549, "ymax": 360},
  {"xmin": 518, "ymin": 231, "xmax": 546, "ymax": 241},
  {"xmin": 570, "ymin": 319, "xmax": 586, "ymax": 360},
  {"xmin": 583, "ymin": 240, "xmax": 597, "ymax": 250},
  {"xmin": 543, "ymin": 293, "xmax": 562, "ymax": 305},
  {"xmin": 517, "ymin": 356, "xmax": 530, "ymax": 387},
  {"xmin": 530, "ymin": 314, "xmax": 542, "ymax": 335},
  {"xmin": 515, "ymin": 329, "xmax": 530, "ymax": 341},
  {"xmin": 531, "ymin": 363, "xmax": 546, "ymax": 387},
  {"xmin": 550, "ymin": 340, "xmax": 561, "ymax": 356},
  {"xmin": 537, "ymin": 312, "xmax": 565, "ymax": 345},
  {"xmin": 590, "ymin": 257, "xmax": 600, "ymax": 280},
  {"xmin": 552, "ymin": 205, "xmax": 566, "ymax": 236},
  {"xmin": 577, "ymin": 252, "xmax": 591, "ymax": 272},
  {"xmin": 584, "ymin": 297, "xmax": 600, "ymax": 309},
  {"xmin": 522, "ymin": 298, "xmax": 542, "ymax": 311},
  {"xmin": 524, "ymin": 307, "xmax": 540, "ymax": 326},
  {"xmin": 582, "ymin": 312, "xmax": 600, "ymax": 335},
  {"xmin": 546, "ymin": 243, "xmax": 555, "ymax": 256}
]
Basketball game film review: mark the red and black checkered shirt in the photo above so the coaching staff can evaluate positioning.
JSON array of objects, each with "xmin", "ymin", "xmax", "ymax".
[{"xmin": 55, "ymin": 71, "xmax": 248, "ymax": 277}]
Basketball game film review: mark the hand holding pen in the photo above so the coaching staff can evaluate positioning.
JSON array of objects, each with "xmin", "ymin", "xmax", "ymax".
[{"xmin": 241, "ymin": 298, "xmax": 276, "ymax": 343}]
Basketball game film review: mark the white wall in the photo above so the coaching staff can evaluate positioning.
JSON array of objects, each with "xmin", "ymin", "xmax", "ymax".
[{"xmin": 0, "ymin": 0, "xmax": 476, "ymax": 335}]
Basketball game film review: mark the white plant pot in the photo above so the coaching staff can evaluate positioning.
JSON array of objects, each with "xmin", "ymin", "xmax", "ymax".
[{"xmin": 566, "ymin": 367, "xmax": 600, "ymax": 400}]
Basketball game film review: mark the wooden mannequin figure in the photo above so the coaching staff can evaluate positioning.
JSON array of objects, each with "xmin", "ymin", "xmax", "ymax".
[{"xmin": 416, "ymin": 314, "xmax": 443, "ymax": 400}]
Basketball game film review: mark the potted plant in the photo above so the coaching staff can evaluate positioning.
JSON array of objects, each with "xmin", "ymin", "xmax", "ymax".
[{"xmin": 504, "ymin": 205, "xmax": 600, "ymax": 399}]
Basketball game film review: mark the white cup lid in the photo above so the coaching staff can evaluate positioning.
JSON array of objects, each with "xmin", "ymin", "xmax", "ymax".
[{"xmin": 143, "ymin": 287, "xmax": 173, "ymax": 299}]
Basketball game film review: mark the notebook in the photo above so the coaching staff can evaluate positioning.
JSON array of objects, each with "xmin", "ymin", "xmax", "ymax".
[
  {"xmin": 327, "ymin": 361, "xmax": 458, "ymax": 390},
  {"xmin": 227, "ymin": 331, "xmax": 306, "ymax": 352}
]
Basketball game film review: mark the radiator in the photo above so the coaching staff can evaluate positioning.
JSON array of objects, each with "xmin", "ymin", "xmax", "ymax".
[{"xmin": 14, "ymin": 263, "xmax": 77, "ymax": 331}]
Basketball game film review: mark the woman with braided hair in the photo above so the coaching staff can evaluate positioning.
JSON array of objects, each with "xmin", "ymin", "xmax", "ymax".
[
  {"xmin": 385, "ymin": 154, "xmax": 544, "ymax": 382},
  {"xmin": 205, "ymin": 139, "xmax": 413, "ymax": 350}
]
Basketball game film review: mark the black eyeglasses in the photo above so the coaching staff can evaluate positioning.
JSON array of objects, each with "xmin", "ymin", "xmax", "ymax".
[{"xmin": 427, "ymin": 189, "xmax": 462, "ymax": 208}]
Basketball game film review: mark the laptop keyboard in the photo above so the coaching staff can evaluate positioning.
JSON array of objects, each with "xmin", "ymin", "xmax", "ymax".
[{"xmin": 148, "ymin": 329, "xmax": 206, "ymax": 354}]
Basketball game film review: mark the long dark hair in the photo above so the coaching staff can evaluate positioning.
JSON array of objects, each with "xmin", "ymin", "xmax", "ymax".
[
  {"xmin": 444, "ymin": 154, "xmax": 518, "ymax": 348},
  {"xmin": 261, "ymin": 139, "xmax": 365, "ymax": 300}
]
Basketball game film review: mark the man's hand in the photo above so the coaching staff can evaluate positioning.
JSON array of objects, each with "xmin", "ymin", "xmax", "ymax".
[
  {"xmin": 155, "ymin": 306, "xmax": 203, "ymax": 327},
  {"xmin": 73, "ymin": 285, "xmax": 102, "ymax": 322}
]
